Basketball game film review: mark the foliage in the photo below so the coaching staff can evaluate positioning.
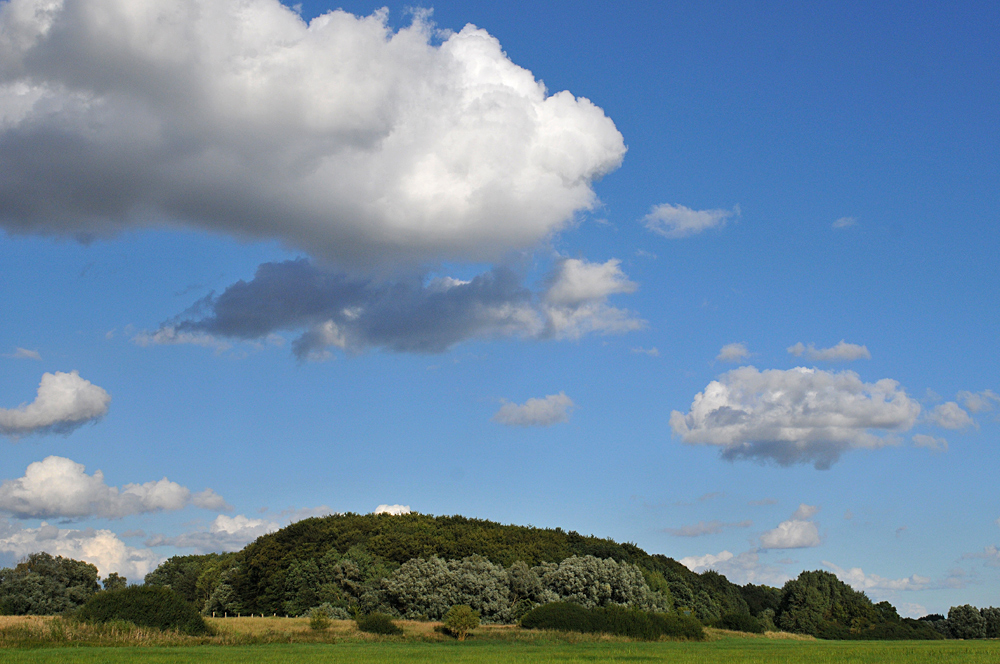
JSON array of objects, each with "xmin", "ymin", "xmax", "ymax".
[
  {"xmin": 355, "ymin": 612, "xmax": 403, "ymax": 635},
  {"xmin": 227, "ymin": 513, "xmax": 732, "ymax": 617},
  {"xmin": 144, "ymin": 553, "xmax": 239, "ymax": 612},
  {"xmin": 102, "ymin": 573, "xmax": 128, "ymax": 592},
  {"xmin": 739, "ymin": 583, "xmax": 782, "ymax": 617},
  {"xmin": 519, "ymin": 601, "xmax": 704, "ymax": 641},
  {"xmin": 443, "ymin": 604, "xmax": 480, "ymax": 640},
  {"xmin": 714, "ymin": 611, "xmax": 765, "ymax": 633},
  {"xmin": 777, "ymin": 570, "xmax": 877, "ymax": 636},
  {"xmin": 0, "ymin": 552, "xmax": 100, "ymax": 615},
  {"xmin": 308, "ymin": 607, "xmax": 331, "ymax": 631},
  {"xmin": 948, "ymin": 604, "xmax": 987, "ymax": 639},
  {"xmin": 76, "ymin": 586, "xmax": 210, "ymax": 635},
  {"xmin": 980, "ymin": 607, "xmax": 1000, "ymax": 638}
]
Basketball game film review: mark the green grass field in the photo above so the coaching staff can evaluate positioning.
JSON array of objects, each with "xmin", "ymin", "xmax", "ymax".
[{"xmin": 4, "ymin": 639, "xmax": 1000, "ymax": 664}]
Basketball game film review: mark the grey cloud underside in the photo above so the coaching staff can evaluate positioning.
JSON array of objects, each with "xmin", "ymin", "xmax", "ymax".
[{"xmin": 157, "ymin": 258, "xmax": 640, "ymax": 358}]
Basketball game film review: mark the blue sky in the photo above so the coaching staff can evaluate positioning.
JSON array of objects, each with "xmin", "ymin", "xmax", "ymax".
[{"xmin": 1, "ymin": 0, "xmax": 998, "ymax": 616}]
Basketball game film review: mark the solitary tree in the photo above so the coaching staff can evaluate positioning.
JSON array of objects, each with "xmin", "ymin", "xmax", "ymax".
[{"xmin": 444, "ymin": 604, "xmax": 480, "ymax": 641}]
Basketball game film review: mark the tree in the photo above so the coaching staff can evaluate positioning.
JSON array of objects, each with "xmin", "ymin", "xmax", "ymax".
[
  {"xmin": 102, "ymin": 573, "xmax": 127, "ymax": 591},
  {"xmin": 948, "ymin": 604, "xmax": 986, "ymax": 639},
  {"xmin": 444, "ymin": 604, "xmax": 480, "ymax": 641},
  {"xmin": 0, "ymin": 552, "xmax": 100, "ymax": 615}
]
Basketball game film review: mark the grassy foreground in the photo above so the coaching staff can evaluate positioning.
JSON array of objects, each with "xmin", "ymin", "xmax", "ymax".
[{"xmin": 3, "ymin": 616, "xmax": 999, "ymax": 663}]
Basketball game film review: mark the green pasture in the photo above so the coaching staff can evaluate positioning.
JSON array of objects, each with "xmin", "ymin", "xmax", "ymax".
[{"xmin": 4, "ymin": 639, "xmax": 1000, "ymax": 664}]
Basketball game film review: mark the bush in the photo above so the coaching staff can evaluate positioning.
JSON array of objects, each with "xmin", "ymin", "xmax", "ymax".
[
  {"xmin": 355, "ymin": 612, "xmax": 402, "ymax": 635},
  {"xmin": 715, "ymin": 611, "xmax": 765, "ymax": 634},
  {"xmin": 309, "ymin": 606, "xmax": 331, "ymax": 631},
  {"xmin": 76, "ymin": 586, "xmax": 209, "ymax": 635},
  {"xmin": 443, "ymin": 604, "xmax": 480, "ymax": 641},
  {"xmin": 519, "ymin": 602, "xmax": 704, "ymax": 641}
]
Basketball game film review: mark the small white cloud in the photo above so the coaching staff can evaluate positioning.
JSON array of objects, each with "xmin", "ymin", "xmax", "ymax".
[
  {"xmin": 963, "ymin": 545, "xmax": 1000, "ymax": 568},
  {"xmin": 191, "ymin": 489, "xmax": 233, "ymax": 511},
  {"xmin": 543, "ymin": 259, "xmax": 644, "ymax": 339},
  {"xmin": 0, "ymin": 456, "xmax": 228, "ymax": 519},
  {"xmin": 4, "ymin": 348, "xmax": 41, "ymax": 360},
  {"xmin": 643, "ymin": 203, "xmax": 740, "ymax": 239},
  {"xmin": 717, "ymin": 342, "xmax": 750, "ymax": 363},
  {"xmin": 664, "ymin": 520, "xmax": 752, "ymax": 537},
  {"xmin": 957, "ymin": 390, "xmax": 1000, "ymax": 414},
  {"xmin": 670, "ymin": 366, "xmax": 920, "ymax": 469},
  {"xmin": 787, "ymin": 340, "xmax": 871, "ymax": 362},
  {"xmin": 913, "ymin": 434, "xmax": 948, "ymax": 452},
  {"xmin": 0, "ymin": 518, "xmax": 161, "ymax": 580},
  {"xmin": 680, "ymin": 548, "xmax": 790, "ymax": 586},
  {"xmin": 760, "ymin": 504, "xmax": 821, "ymax": 549},
  {"xmin": 832, "ymin": 216, "xmax": 857, "ymax": 229},
  {"xmin": 631, "ymin": 347, "xmax": 659, "ymax": 357},
  {"xmin": 146, "ymin": 514, "xmax": 279, "ymax": 553},
  {"xmin": 680, "ymin": 550, "xmax": 734, "ymax": 571},
  {"xmin": 926, "ymin": 402, "xmax": 974, "ymax": 430},
  {"xmin": 0, "ymin": 371, "xmax": 111, "ymax": 437},
  {"xmin": 493, "ymin": 392, "xmax": 575, "ymax": 427},
  {"xmin": 823, "ymin": 561, "xmax": 931, "ymax": 592},
  {"xmin": 374, "ymin": 504, "xmax": 411, "ymax": 515}
]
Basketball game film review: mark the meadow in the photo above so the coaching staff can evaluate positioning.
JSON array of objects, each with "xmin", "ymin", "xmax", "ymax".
[{"xmin": 3, "ymin": 616, "xmax": 1000, "ymax": 663}]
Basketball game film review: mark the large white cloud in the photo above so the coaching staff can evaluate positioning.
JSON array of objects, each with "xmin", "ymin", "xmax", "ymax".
[
  {"xmin": 493, "ymin": 392, "xmax": 575, "ymax": 427},
  {"xmin": 0, "ymin": 455, "xmax": 231, "ymax": 519},
  {"xmin": 146, "ymin": 514, "xmax": 278, "ymax": 553},
  {"xmin": 759, "ymin": 505, "xmax": 821, "ymax": 549},
  {"xmin": 670, "ymin": 366, "xmax": 920, "ymax": 468},
  {"xmin": 0, "ymin": 518, "xmax": 161, "ymax": 579},
  {"xmin": 0, "ymin": 0, "xmax": 624, "ymax": 266},
  {"xmin": 135, "ymin": 257, "xmax": 642, "ymax": 359},
  {"xmin": 0, "ymin": 371, "xmax": 110, "ymax": 437}
]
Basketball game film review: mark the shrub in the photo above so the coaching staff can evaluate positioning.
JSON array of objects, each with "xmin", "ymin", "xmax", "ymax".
[
  {"xmin": 443, "ymin": 604, "xmax": 480, "ymax": 641},
  {"xmin": 76, "ymin": 586, "xmax": 209, "ymax": 635},
  {"xmin": 309, "ymin": 606, "xmax": 331, "ymax": 631},
  {"xmin": 355, "ymin": 612, "xmax": 402, "ymax": 635},
  {"xmin": 520, "ymin": 601, "xmax": 594, "ymax": 632},
  {"xmin": 519, "ymin": 602, "xmax": 704, "ymax": 641},
  {"xmin": 715, "ymin": 611, "xmax": 765, "ymax": 633}
]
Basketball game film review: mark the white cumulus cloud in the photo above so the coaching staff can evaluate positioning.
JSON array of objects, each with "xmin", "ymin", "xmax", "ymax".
[
  {"xmin": 493, "ymin": 392, "xmax": 575, "ymax": 427},
  {"xmin": 643, "ymin": 203, "xmax": 739, "ymax": 238},
  {"xmin": 374, "ymin": 504, "xmax": 411, "ymax": 515},
  {"xmin": 0, "ymin": 518, "xmax": 161, "ymax": 580},
  {"xmin": 679, "ymin": 550, "xmax": 734, "ymax": 571},
  {"xmin": 681, "ymin": 548, "xmax": 791, "ymax": 586},
  {"xmin": 787, "ymin": 340, "xmax": 871, "ymax": 362},
  {"xmin": 759, "ymin": 504, "xmax": 822, "ymax": 549},
  {"xmin": 0, "ymin": 456, "xmax": 230, "ymax": 519},
  {"xmin": 717, "ymin": 342, "xmax": 750, "ymax": 363},
  {"xmin": 670, "ymin": 366, "xmax": 920, "ymax": 468},
  {"xmin": 0, "ymin": 371, "xmax": 110, "ymax": 437},
  {"xmin": 0, "ymin": 0, "xmax": 624, "ymax": 267},
  {"xmin": 926, "ymin": 402, "xmax": 974, "ymax": 430}
]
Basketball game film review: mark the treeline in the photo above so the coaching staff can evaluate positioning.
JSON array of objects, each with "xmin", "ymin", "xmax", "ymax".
[{"xmin": 0, "ymin": 514, "xmax": 993, "ymax": 642}]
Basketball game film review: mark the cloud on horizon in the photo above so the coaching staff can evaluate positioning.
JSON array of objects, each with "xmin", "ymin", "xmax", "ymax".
[
  {"xmin": 134, "ymin": 258, "xmax": 643, "ymax": 359},
  {"xmin": 0, "ymin": 0, "xmax": 624, "ymax": 268},
  {"xmin": 0, "ymin": 517, "xmax": 161, "ymax": 580},
  {"xmin": 146, "ymin": 514, "xmax": 279, "ymax": 554},
  {"xmin": 670, "ymin": 366, "xmax": 920, "ymax": 469},
  {"xmin": 0, "ymin": 456, "xmax": 231, "ymax": 519},
  {"xmin": 0, "ymin": 371, "xmax": 110, "ymax": 437},
  {"xmin": 759, "ymin": 504, "xmax": 821, "ymax": 549}
]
